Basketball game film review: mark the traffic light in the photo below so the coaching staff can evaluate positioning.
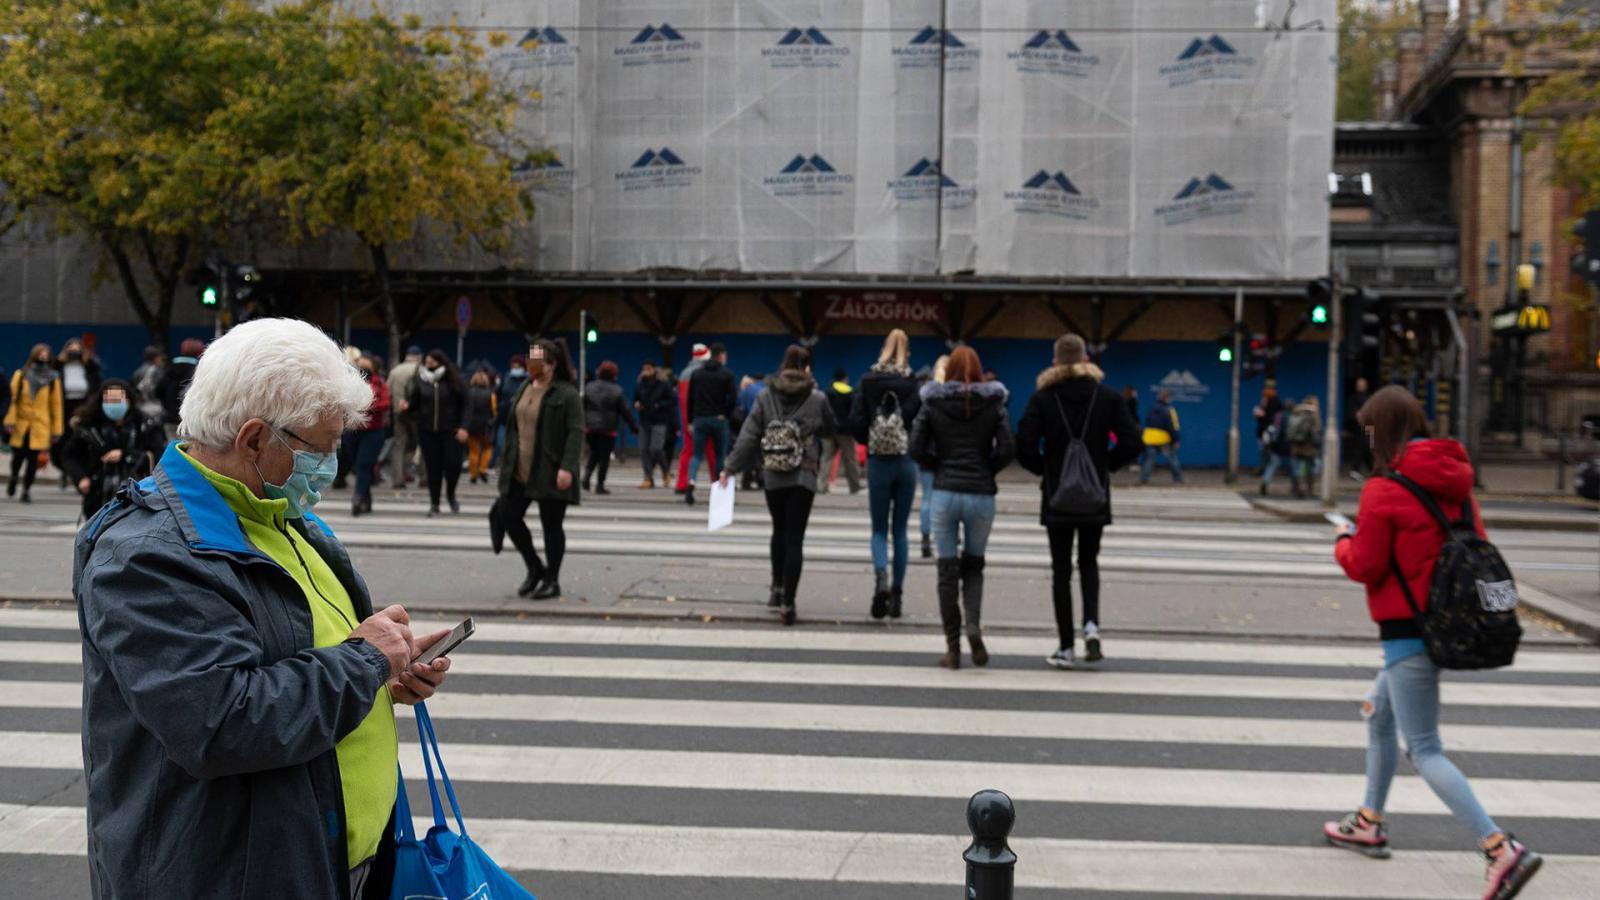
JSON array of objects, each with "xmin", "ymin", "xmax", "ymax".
[
  {"xmin": 1573, "ymin": 212, "xmax": 1600, "ymax": 286},
  {"xmin": 1216, "ymin": 329, "xmax": 1235, "ymax": 364},
  {"xmin": 186, "ymin": 264, "xmax": 221, "ymax": 308},
  {"xmin": 1306, "ymin": 278, "xmax": 1333, "ymax": 328},
  {"xmin": 583, "ymin": 310, "xmax": 600, "ymax": 344},
  {"xmin": 1243, "ymin": 334, "xmax": 1268, "ymax": 379},
  {"xmin": 1344, "ymin": 287, "xmax": 1381, "ymax": 360}
]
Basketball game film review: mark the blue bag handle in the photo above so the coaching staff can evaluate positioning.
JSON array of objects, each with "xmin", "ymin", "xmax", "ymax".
[
  {"xmin": 415, "ymin": 702, "xmax": 469, "ymax": 837},
  {"xmin": 392, "ymin": 768, "xmax": 418, "ymax": 843}
]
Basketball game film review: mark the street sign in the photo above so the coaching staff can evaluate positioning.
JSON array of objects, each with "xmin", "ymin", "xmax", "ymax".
[
  {"xmin": 1492, "ymin": 304, "xmax": 1550, "ymax": 334},
  {"xmin": 455, "ymin": 296, "xmax": 472, "ymax": 330}
]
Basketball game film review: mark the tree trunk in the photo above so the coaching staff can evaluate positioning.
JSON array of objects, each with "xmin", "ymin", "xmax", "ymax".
[
  {"xmin": 370, "ymin": 242, "xmax": 400, "ymax": 368},
  {"xmin": 104, "ymin": 235, "xmax": 168, "ymax": 352}
]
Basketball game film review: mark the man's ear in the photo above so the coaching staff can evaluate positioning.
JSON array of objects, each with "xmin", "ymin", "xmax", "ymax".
[{"xmin": 235, "ymin": 418, "xmax": 270, "ymax": 459}]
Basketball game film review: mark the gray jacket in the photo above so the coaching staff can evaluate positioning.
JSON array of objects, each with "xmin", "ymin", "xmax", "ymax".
[
  {"xmin": 726, "ymin": 369, "xmax": 836, "ymax": 492},
  {"xmin": 583, "ymin": 378, "xmax": 638, "ymax": 434},
  {"xmin": 73, "ymin": 443, "xmax": 394, "ymax": 900}
]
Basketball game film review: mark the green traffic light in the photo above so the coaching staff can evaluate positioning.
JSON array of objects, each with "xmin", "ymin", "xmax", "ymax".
[
  {"xmin": 1218, "ymin": 346, "xmax": 1234, "ymax": 364},
  {"xmin": 585, "ymin": 328, "xmax": 598, "ymax": 344},
  {"xmin": 1311, "ymin": 304, "xmax": 1329, "ymax": 325},
  {"xmin": 201, "ymin": 286, "xmax": 219, "ymax": 307}
]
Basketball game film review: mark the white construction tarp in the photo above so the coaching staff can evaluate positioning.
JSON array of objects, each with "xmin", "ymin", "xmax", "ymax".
[{"xmin": 405, "ymin": 0, "xmax": 1335, "ymax": 279}]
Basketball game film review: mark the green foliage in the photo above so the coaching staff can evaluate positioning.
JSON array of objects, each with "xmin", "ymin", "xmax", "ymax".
[
  {"xmin": 1519, "ymin": 9, "xmax": 1600, "ymax": 209},
  {"xmin": 0, "ymin": 0, "xmax": 535, "ymax": 351},
  {"xmin": 1336, "ymin": 0, "xmax": 1418, "ymax": 122}
]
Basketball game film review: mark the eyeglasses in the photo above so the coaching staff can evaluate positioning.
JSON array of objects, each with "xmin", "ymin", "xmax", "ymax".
[{"xmin": 275, "ymin": 425, "xmax": 339, "ymax": 455}]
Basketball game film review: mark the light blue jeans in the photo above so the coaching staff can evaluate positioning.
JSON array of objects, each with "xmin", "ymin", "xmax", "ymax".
[
  {"xmin": 868, "ymin": 455, "xmax": 918, "ymax": 588},
  {"xmin": 1362, "ymin": 653, "xmax": 1500, "ymax": 840},
  {"xmin": 929, "ymin": 489, "xmax": 996, "ymax": 560},
  {"xmin": 1140, "ymin": 446, "xmax": 1183, "ymax": 483},
  {"xmin": 918, "ymin": 468, "xmax": 935, "ymax": 537}
]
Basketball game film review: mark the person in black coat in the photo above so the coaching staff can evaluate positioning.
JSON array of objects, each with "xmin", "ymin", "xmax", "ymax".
[
  {"xmin": 909, "ymin": 346, "xmax": 1015, "ymax": 670},
  {"xmin": 1016, "ymin": 334, "xmax": 1143, "ymax": 670},
  {"xmin": 59, "ymin": 379, "xmax": 166, "ymax": 520},
  {"xmin": 634, "ymin": 361, "xmax": 676, "ymax": 488},
  {"xmin": 404, "ymin": 350, "xmax": 469, "ymax": 516},
  {"xmin": 849, "ymin": 329, "xmax": 923, "ymax": 619}
]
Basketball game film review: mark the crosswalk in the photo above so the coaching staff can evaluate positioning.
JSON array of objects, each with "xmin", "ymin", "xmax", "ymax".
[
  {"xmin": 35, "ymin": 481, "xmax": 1588, "ymax": 579},
  {"xmin": 3, "ymin": 605, "xmax": 1598, "ymax": 898}
]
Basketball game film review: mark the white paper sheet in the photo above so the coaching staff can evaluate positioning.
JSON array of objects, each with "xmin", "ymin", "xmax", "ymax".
[{"xmin": 707, "ymin": 479, "xmax": 736, "ymax": 532}]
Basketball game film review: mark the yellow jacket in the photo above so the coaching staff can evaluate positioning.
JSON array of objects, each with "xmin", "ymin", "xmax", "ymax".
[{"xmin": 5, "ymin": 369, "xmax": 64, "ymax": 451}]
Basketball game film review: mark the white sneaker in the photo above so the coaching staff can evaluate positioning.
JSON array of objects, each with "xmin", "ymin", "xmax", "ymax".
[
  {"xmin": 1083, "ymin": 622, "xmax": 1102, "ymax": 663},
  {"xmin": 1046, "ymin": 648, "xmax": 1076, "ymax": 670}
]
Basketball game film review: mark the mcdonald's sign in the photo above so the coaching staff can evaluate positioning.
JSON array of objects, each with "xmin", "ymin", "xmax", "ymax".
[{"xmin": 1492, "ymin": 304, "xmax": 1552, "ymax": 334}]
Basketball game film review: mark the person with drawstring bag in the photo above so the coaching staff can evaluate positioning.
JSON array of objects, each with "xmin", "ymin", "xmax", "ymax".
[
  {"xmin": 1017, "ymin": 334, "xmax": 1143, "ymax": 670},
  {"xmin": 1325, "ymin": 386, "xmax": 1540, "ymax": 900}
]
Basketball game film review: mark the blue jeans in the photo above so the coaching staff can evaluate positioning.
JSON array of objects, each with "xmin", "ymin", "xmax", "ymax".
[
  {"xmin": 929, "ymin": 489, "xmax": 996, "ymax": 559},
  {"xmin": 1261, "ymin": 452, "xmax": 1292, "ymax": 486},
  {"xmin": 868, "ymin": 455, "xmax": 918, "ymax": 588},
  {"xmin": 1140, "ymin": 446, "xmax": 1183, "ymax": 483},
  {"xmin": 688, "ymin": 416, "xmax": 729, "ymax": 485},
  {"xmin": 918, "ymin": 468, "xmax": 935, "ymax": 537},
  {"xmin": 1362, "ymin": 654, "xmax": 1500, "ymax": 840},
  {"xmin": 351, "ymin": 428, "xmax": 387, "ymax": 502}
]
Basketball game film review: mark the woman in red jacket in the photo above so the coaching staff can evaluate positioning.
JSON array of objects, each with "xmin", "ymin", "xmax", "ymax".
[{"xmin": 1326, "ymin": 387, "xmax": 1540, "ymax": 900}]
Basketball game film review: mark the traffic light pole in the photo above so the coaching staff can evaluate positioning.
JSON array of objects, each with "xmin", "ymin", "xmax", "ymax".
[
  {"xmin": 1320, "ymin": 280, "xmax": 1343, "ymax": 506},
  {"xmin": 1226, "ymin": 287, "xmax": 1243, "ymax": 484},
  {"xmin": 577, "ymin": 309, "xmax": 588, "ymax": 402}
]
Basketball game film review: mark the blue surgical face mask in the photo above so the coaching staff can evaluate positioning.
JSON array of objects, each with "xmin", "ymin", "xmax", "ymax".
[
  {"xmin": 255, "ymin": 428, "xmax": 338, "ymax": 518},
  {"xmin": 509, "ymin": 367, "xmax": 526, "ymax": 378},
  {"xmin": 102, "ymin": 401, "xmax": 129, "ymax": 421}
]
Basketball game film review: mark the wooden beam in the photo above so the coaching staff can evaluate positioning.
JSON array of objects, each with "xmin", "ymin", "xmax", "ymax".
[
  {"xmin": 964, "ymin": 298, "xmax": 1008, "ymax": 341},
  {"xmin": 1103, "ymin": 297, "xmax": 1156, "ymax": 345},
  {"xmin": 618, "ymin": 290, "xmax": 663, "ymax": 334},
  {"xmin": 679, "ymin": 292, "xmax": 721, "ymax": 335},
  {"xmin": 540, "ymin": 294, "xmax": 579, "ymax": 336},
  {"xmin": 758, "ymin": 291, "xmax": 803, "ymax": 337},
  {"xmin": 1045, "ymin": 297, "xmax": 1087, "ymax": 337}
]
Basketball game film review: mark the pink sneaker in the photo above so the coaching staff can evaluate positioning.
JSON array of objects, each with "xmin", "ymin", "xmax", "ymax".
[
  {"xmin": 1482, "ymin": 837, "xmax": 1541, "ymax": 900},
  {"xmin": 1323, "ymin": 810, "xmax": 1390, "ymax": 859}
]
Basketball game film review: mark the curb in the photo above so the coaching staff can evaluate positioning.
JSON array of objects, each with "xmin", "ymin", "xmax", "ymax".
[
  {"xmin": 7, "ymin": 594, "xmax": 1589, "ymax": 647},
  {"xmin": 1244, "ymin": 495, "xmax": 1600, "ymax": 533}
]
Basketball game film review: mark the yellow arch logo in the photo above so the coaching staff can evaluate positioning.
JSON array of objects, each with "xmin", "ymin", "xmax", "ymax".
[{"xmin": 1517, "ymin": 305, "xmax": 1550, "ymax": 331}]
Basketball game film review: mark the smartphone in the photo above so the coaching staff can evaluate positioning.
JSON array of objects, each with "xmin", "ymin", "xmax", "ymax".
[
  {"xmin": 1324, "ymin": 512, "xmax": 1355, "ymax": 532},
  {"xmin": 413, "ymin": 617, "xmax": 474, "ymax": 667}
]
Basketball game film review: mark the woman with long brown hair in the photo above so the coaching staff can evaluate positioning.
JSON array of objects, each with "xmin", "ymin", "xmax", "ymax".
[
  {"xmin": 1325, "ymin": 386, "xmax": 1541, "ymax": 897},
  {"xmin": 909, "ymin": 345, "xmax": 1015, "ymax": 669},
  {"xmin": 721, "ymin": 344, "xmax": 835, "ymax": 626},
  {"xmin": 5, "ymin": 344, "xmax": 62, "ymax": 503}
]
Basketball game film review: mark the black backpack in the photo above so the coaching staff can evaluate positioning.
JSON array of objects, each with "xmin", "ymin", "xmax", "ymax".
[
  {"xmin": 1047, "ymin": 389, "xmax": 1106, "ymax": 516},
  {"xmin": 1387, "ymin": 474, "xmax": 1522, "ymax": 670}
]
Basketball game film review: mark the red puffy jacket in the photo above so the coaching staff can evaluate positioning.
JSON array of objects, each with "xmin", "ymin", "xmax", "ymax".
[{"xmin": 1334, "ymin": 438, "xmax": 1486, "ymax": 631}]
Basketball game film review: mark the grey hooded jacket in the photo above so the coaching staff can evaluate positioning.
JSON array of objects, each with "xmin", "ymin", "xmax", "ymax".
[
  {"xmin": 725, "ymin": 369, "xmax": 836, "ymax": 492},
  {"xmin": 72, "ymin": 443, "xmax": 395, "ymax": 899}
]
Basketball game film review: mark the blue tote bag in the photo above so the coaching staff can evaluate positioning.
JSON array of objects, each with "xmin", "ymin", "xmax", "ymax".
[{"xmin": 390, "ymin": 702, "xmax": 538, "ymax": 900}]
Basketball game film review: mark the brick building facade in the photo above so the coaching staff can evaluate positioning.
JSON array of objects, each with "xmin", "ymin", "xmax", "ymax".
[{"xmin": 1381, "ymin": 0, "xmax": 1600, "ymax": 434}]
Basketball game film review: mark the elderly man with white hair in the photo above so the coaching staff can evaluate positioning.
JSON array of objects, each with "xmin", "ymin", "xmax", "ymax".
[{"xmin": 73, "ymin": 318, "xmax": 452, "ymax": 900}]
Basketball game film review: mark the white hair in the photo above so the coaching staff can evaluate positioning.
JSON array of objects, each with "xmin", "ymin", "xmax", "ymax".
[{"xmin": 179, "ymin": 318, "xmax": 372, "ymax": 449}]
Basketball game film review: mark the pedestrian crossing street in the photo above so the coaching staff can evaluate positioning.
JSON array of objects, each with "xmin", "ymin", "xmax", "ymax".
[
  {"xmin": 42, "ymin": 482, "xmax": 1570, "ymax": 583},
  {"xmin": 2, "ymin": 606, "xmax": 1598, "ymax": 898}
]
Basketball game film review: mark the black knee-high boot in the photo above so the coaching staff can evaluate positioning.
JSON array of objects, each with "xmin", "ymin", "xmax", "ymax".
[
  {"xmin": 937, "ymin": 558, "xmax": 963, "ymax": 669},
  {"xmin": 960, "ymin": 554, "xmax": 988, "ymax": 666}
]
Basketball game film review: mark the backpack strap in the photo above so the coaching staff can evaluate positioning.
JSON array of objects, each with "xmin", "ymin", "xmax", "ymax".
[
  {"xmin": 1053, "ymin": 387, "xmax": 1097, "ymax": 443},
  {"xmin": 1387, "ymin": 472, "xmax": 1461, "ymax": 536},
  {"xmin": 1389, "ymin": 558, "xmax": 1427, "ymax": 621}
]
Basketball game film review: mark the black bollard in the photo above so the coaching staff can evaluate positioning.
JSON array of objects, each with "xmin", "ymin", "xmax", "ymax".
[{"xmin": 963, "ymin": 789, "xmax": 1017, "ymax": 900}]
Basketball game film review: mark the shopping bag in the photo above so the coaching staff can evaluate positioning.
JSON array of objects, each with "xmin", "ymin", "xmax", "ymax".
[{"xmin": 390, "ymin": 703, "xmax": 537, "ymax": 900}]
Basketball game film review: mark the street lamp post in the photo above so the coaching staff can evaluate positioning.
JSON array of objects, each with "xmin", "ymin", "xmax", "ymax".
[{"xmin": 1320, "ymin": 279, "xmax": 1342, "ymax": 506}]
